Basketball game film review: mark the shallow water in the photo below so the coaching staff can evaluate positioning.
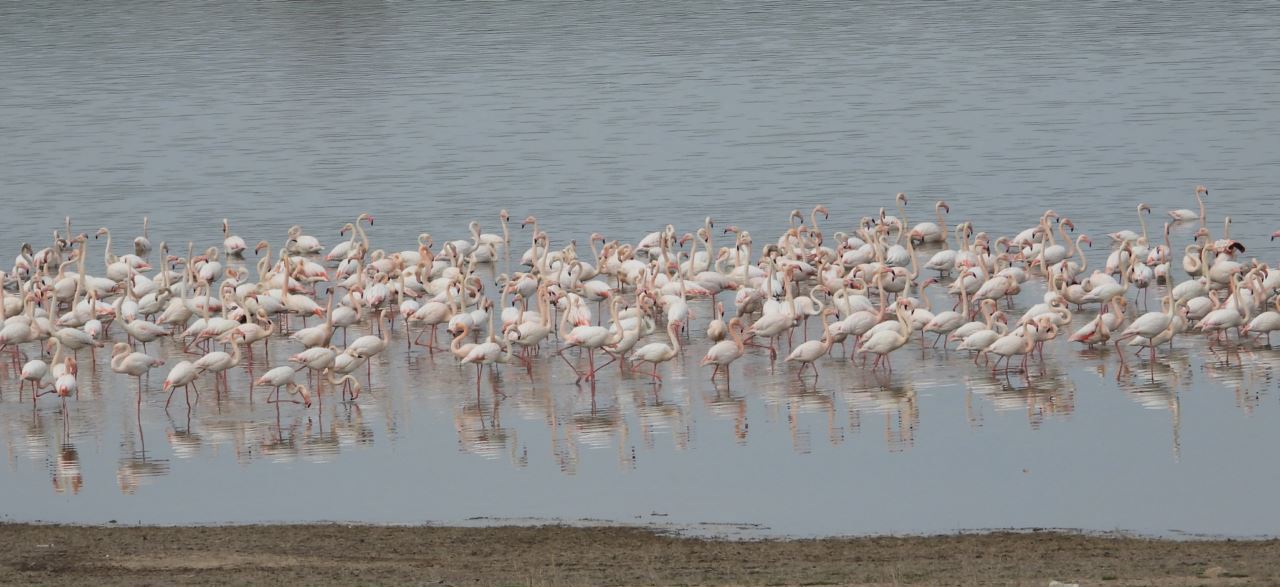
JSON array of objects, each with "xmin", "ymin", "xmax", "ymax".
[{"xmin": 3, "ymin": 0, "xmax": 1280, "ymax": 537}]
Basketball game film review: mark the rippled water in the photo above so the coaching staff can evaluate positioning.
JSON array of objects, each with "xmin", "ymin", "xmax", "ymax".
[{"xmin": 3, "ymin": 0, "xmax": 1280, "ymax": 536}]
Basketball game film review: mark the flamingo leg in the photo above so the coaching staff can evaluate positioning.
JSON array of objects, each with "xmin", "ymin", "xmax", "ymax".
[
  {"xmin": 585, "ymin": 351, "xmax": 616, "ymax": 381},
  {"xmin": 557, "ymin": 346, "xmax": 585, "ymax": 379}
]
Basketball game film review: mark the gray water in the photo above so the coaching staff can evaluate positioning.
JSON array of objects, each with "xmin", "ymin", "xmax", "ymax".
[{"xmin": 3, "ymin": 0, "xmax": 1280, "ymax": 537}]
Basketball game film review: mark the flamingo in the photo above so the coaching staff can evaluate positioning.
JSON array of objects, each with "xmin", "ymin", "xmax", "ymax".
[
  {"xmin": 255, "ymin": 365, "xmax": 311, "ymax": 407},
  {"xmin": 35, "ymin": 357, "xmax": 78, "ymax": 410},
  {"xmin": 460, "ymin": 332, "xmax": 514, "ymax": 393},
  {"xmin": 52, "ymin": 357, "xmax": 78, "ymax": 402},
  {"xmin": 222, "ymin": 218, "xmax": 247, "ymax": 257},
  {"xmin": 346, "ymin": 309, "xmax": 392, "ymax": 360},
  {"xmin": 1168, "ymin": 185, "xmax": 1208, "ymax": 223},
  {"xmin": 1115, "ymin": 295, "xmax": 1182, "ymax": 361},
  {"xmin": 268, "ymin": 381, "xmax": 312, "ymax": 408},
  {"xmin": 982, "ymin": 322, "xmax": 1038, "ymax": 374},
  {"xmin": 556, "ymin": 296, "xmax": 622, "ymax": 382},
  {"xmin": 1198, "ymin": 273, "xmax": 1250, "ymax": 346},
  {"xmin": 908, "ymin": 200, "xmax": 950, "ymax": 244},
  {"xmin": 327, "ymin": 371, "xmax": 363, "ymax": 402},
  {"xmin": 20, "ymin": 352, "xmax": 50, "ymax": 397},
  {"xmin": 859, "ymin": 300, "xmax": 913, "ymax": 370},
  {"xmin": 110, "ymin": 342, "xmax": 165, "ymax": 399},
  {"xmin": 784, "ymin": 308, "xmax": 837, "ymax": 378},
  {"xmin": 1243, "ymin": 295, "xmax": 1280, "ymax": 347},
  {"xmin": 162, "ymin": 360, "xmax": 201, "ymax": 409},
  {"xmin": 194, "ymin": 332, "xmax": 244, "ymax": 390},
  {"xmin": 286, "ymin": 226, "xmax": 323, "ymax": 255},
  {"xmin": 701, "ymin": 317, "xmax": 746, "ymax": 382},
  {"xmin": 631, "ymin": 319, "xmax": 683, "ymax": 382},
  {"xmin": 134, "ymin": 216, "xmax": 151, "ymax": 258}
]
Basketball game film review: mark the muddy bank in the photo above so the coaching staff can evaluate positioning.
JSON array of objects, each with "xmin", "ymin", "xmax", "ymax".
[{"xmin": 2, "ymin": 523, "xmax": 1277, "ymax": 586}]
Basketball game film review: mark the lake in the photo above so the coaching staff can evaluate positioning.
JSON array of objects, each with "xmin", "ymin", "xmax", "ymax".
[{"xmin": 2, "ymin": 0, "xmax": 1280, "ymax": 537}]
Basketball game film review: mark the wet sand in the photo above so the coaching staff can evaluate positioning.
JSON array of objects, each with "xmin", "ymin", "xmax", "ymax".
[{"xmin": 1, "ymin": 524, "xmax": 1276, "ymax": 586}]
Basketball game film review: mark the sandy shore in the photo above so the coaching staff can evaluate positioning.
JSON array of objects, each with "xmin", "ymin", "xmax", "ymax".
[{"xmin": 1, "ymin": 523, "xmax": 1276, "ymax": 586}]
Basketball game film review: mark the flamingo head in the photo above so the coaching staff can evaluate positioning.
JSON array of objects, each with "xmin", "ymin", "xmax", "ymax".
[
  {"xmin": 815, "ymin": 205, "xmax": 829, "ymax": 220},
  {"xmin": 1272, "ymin": 230, "xmax": 1280, "ymax": 242},
  {"xmin": 94, "ymin": 227, "xmax": 108, "ymax": 239},
  {"xmin": 1196, "ymin": 185, "xmax": 1209, "ymax": 196},
  {"xmin": 1139, "ymin": 203, "xmax": 1152, "ymax": 214},
  {"xmin": 520, "ymin": 215, "xmax": 537, "ymax": 228},
  {"xmin": 938, "ymin": 201, "xmax": 950, "ymax": 214},
  {"xmin": 1081, "ymin": 235, "xmax": 1093, "ymax": 248}
]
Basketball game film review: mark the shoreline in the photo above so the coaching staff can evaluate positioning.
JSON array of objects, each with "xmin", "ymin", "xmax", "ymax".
[
  {"xmin": 5, "ymin": 517, "xmax": 1277, "ymax": 542},
  {"xmin": 3, "ymin": 523, "xmax": 1277, "ymax": 586}
]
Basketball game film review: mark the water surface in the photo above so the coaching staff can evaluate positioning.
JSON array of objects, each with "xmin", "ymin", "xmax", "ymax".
[{"xmin": 3, "ymin": 0, "xmax": 1280, "ymax": 537}]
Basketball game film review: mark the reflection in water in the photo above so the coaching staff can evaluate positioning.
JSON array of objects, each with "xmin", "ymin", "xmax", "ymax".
[
  {"xmin": 52, "ymin": 444, "xmax": 82, "ymax": 495},
  {"xmin": 116, "ymin": 428, "xmax": 170, "ymax": 496},
  {"xmin": 1117, "ymin": 356, "xmax": 1188, "ymax": 460},
  {"xmin": 2, "ymin": 258, "xmax": 1279, "ymax": 500},
  {"xmin": 702, "ymin": 385, "xmax": 748, "ymax": 444},
  {"xmin": 843, "ymin": 373, "xmax": 919, "ymax": 453},
  {"xmin": 967, "ymin": 360, "xmax": 1077, "ymax": 430}
]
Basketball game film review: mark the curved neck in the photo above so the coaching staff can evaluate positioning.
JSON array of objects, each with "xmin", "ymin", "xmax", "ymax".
[
  {"xmin": 50, "ymin": 339, "xmax": 63, "ymax": 366},
  {"xmin": 820, "ymin": 313, "xmax": 835, "ymax": 350},
  {"xmin": 917, "ymin": 280, "xmax": 932, "ymax": 311},
  {"xmin": 102, "ymin": 230, "xmax": 113, "ymax": 266}
]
